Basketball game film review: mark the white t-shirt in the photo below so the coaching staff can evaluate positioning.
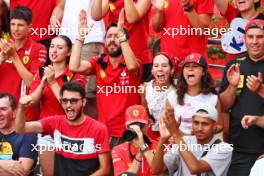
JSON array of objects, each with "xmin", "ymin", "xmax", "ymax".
[
  {"xmin": 164, "ymin": 136, "xmax": 233, "ymax": 176},
  {"xmin": 60, "ymin": 0, "xmax": 105, "ymax": 44},
  {"xmin": 145, "ymin": 80, "xmax": 176, "ymax": 131},
  {"xmin": 250, "ymin": 158, "xmax": 264, "ymax": 176},
  {"xmin": 167, "ymin": 91, "xmax": 218, "ymax": 134}
]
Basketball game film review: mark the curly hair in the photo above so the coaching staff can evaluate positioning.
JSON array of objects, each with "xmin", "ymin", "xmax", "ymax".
[{"xmin": 176, "ymin": 68, "xmax": 216, "ymax": 105}]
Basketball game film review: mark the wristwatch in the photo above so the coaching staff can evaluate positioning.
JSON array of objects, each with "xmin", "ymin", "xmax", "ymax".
[
  {"xmin": 118, "ymin": 32, "xmax": 127, "ymax": 43},
  {"xmin": 140, "ymin": 143, "xmax": 149, "ymax": 152}
]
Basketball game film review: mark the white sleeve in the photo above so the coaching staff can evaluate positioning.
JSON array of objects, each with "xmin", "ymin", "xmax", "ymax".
[
  {"xmin": 164, "ymin": 146, "xmax": 180, "ymax": 175},
  {"xmin": 250, "ymin": 158, "xmax": 264, "ymax": 176},
  {"xmin": 201, "ymin": 142, "xmax": 233, "ymax": 176}
]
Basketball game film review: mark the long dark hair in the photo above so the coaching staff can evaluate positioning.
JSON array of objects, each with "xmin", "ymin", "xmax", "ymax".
[{"xmin": 176, "ymin": 67, "xmax": 216, "ymax": 105}]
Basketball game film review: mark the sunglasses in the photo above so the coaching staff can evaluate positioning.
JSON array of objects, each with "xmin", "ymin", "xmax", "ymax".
[{"xmin": 60, "ymin": 98, "xmax": 83, "ymax": 105}]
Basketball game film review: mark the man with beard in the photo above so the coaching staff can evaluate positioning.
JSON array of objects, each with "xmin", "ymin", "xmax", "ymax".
[
  {"xmin": 70, "ymin": 10, "xmax": 141, "ymax": 148},
  {"xmin": 15, "ymin": 81, "xmax": 111, "ymax": 176},
  {"xmin": 219, "ymin": 19, "xmax": 264, "ymax": 176}
]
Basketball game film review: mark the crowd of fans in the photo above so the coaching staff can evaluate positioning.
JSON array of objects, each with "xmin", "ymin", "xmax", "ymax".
[{"xmin": 0, "ymin": 0, "xmax": 263, "ymax": 176}]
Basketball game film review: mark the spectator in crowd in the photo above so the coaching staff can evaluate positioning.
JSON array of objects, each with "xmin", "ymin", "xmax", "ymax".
[
  {"xmin": 112, "ymin": 105, "xmax": 157, "ymax": 176},
  {"xmin": 15, "ymin": 81, "xmax": 111, "ymax": 176},
  {"xmin": 50, "ymin": 0, "xmax": 106, "ymax": 118},
  {"xmin": 70, "ymin": 10, "xmax": 142, "ymax": 148},
  {"xmin": 151, "ymin": 0, "xmax": 214, "ymax": 68},
  {"xmin": 10, "ymin": 0, "xmax": 58, "ymax": 51},
  {"xmin": 27, "ymin": 35, "xmax": 85, "ymax": 176},
  {"xmin": 152, "ymin": 102, "xmax": 233, "ymax": 175},
  {"xmin": 140, "ymin": 52, "xmax": 176, "ymax": 141},
  {"xmin": 215, "ymin": 0, "xmax": 263, "ymax": 24},
  {"xmin": 241, "ymin": 114, "xmax": 264, "ymax": 176},
  {"xmin": 0, "ymin": 93, "xmax": 37, "ymax": 176},
  {"xmin": 219, "ymin": 19, "xmax": 264, "ymax": 176},
  {"xmin": 92, "ymin": 0, "xmax": 152, "ymax": 82},
  {"xmin": 0, "ymin": 6, "xmax": 46, "ymax": 120},
  {"xmin": 0, "ymin": 0, "xmax": 9, "ymax": 37},
  {"xmin": 167, "ymin": 53, "xmax": 223, "ymax": 135}
]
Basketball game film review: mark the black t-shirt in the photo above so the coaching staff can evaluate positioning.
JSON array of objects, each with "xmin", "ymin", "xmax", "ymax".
[
  {"xmin": 0, "ymin": 132, "xmax": 37, "ymax": 176},
  {"xmin": 54, "ymin": 154, "xmax": 100, "ymax": 176},
  {"xmin": 220, "ymin": 54, "xmax": 264, "ymax": 153}
]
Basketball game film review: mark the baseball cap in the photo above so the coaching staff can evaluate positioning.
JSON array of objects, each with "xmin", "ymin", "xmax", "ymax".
[
  {"xmin": 180, "ymin": 53, "xmax": 208, "ymax": 68},
  {"xmin": 245, "ymin": 19, "xmax": 264, "ymax": 33},
  {"xmin": 192, "ymin": 103, "xmax": 218, "ymax": 122},
  {"xmin": 125, "ymin": 105, "xmax": 148, "ymax": 126}
]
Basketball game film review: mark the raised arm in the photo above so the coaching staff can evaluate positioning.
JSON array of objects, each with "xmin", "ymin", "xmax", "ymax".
[
  {"xmin": 117, "ymin": 9, "xmax": 140, "ymax": 75},
  {"xmin": 151, "ymin": 0, "xmax": 165, "ymax": 32},
  {"xmin": 124, "ymin": 0, "xmax": 151, "ymax": 23},
  {"xmin": 246, "ymin": 72, "xmax": 264, "ymax": 98},
  {"xmin": 151, "ymin": 118, "xmax": 170, "ymax": 174},
  {"xmin": 182, "ymin": 0, "xmax": 212, "ymax": 30},
  {"xmin": 69, "ymin": 10, "xmax": 94, "ymax": 74},
  {"xmin": 91, "ymin": 0, "xmax": 109, "ymax": 21},
  {"xmin": 0, "ymin": 39, "xmax": 34, "ymax": 87},
  {"xmin": 220, "ymin": 64, "xmax": 240, "ymax": 111},
  {"xmin": 214, "ymin": 0, "xmax": 229, "ymax": 16},
  {"xmin": 50, "ymin": 0, "xmax": 65, "ymax": 29},
  {"xmin": 15, "ymin": 96, "xmax": 43, "ymax": 134}
]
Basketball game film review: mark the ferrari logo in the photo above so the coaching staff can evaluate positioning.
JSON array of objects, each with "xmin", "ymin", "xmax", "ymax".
[
  {"xmin": 133, "ymin": 110, "xmax": 139, "ymax": 117},
  {"xmin": 100, "ymin": 70, "xmax": 106, "ymax": 78},
  {"xmin": 23, "ymin": 56, "xmax": 30, "ymax": 64},
  {"xmin": 238, "ymin": 75, "xmax": 244, "ymax": 89},
  {"xmin": 109, "ymin": 3, "xmax": 116, "ymax": 11}
]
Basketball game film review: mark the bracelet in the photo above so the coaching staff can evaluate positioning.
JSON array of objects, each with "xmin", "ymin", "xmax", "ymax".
[
  {"xmin": 134, "ymin": 157, "xmax": 142, "ymax": 162},
  {"xmin": 183, "ymin": 4, "xmax": 193, "ymax": 12}
]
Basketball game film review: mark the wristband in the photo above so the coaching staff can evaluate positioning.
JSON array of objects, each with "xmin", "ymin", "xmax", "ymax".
[
  {"xmin": 118, "ymin": 32, "xmax": 127, "ymax": 43},
  {"xmin": 184, "ymin": 4, "xmax": 193, "ymax": 12},
  {"xmin": 140, "ymin": 143, "xmax": 149, "ymax": 152}
]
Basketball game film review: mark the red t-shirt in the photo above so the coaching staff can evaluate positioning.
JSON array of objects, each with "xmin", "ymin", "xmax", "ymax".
[
  {"xmin": 89, "ymin": 55, "xmax": 142, "ymax": 137},
  {"xmin": 107, "ymin": 0, "xmax": 152, "ymax": 64},
  {"xmin": 222, "ymin": 3, "xmax": 239, "ymax": 24},
  {"xmin": 0, "ymin": 37, "xmax": 46, "ymax": 102},
  {"xmin": 40, "ymin": 115, "xmax": 110, "ymax": 159},
  {"xmin": 10, "ymin": 0, "xmax": 58, "ymax": 41},
  {"xmin": 112, "ymin": 140, "xmax": 157, "ymax": 176},
  {"xmin": 160, "ymin": 0, "xmax": 214, "ymax": 62},
  {"xmin": 30, "ymin": 67, "xmax": 86, "ymax": 120}
]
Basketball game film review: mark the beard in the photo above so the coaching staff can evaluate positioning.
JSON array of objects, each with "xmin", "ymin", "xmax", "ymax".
[
  {"xmin": 67, "ymin": 107, "xmax": 83, "ymax": 122},
  {"xmin": 107, "ymin": 42, "xmax": 122, "ymax": 57}
]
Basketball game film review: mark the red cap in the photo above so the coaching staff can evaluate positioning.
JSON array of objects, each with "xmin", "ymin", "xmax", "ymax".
[
  {"xmin": 245, "ymin": 19, "xmax": 264, "ymax": 33},
  {"xmin": 125, "ymin": 105, "xmax": 148, "ymax": 126},
  {"xmin": 154, "ymin": 52, "xmax": 179, "ymax": 68},
  {"xmin": 180, "ymin": 53, "xmax": 208, "ymax": 68}
]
